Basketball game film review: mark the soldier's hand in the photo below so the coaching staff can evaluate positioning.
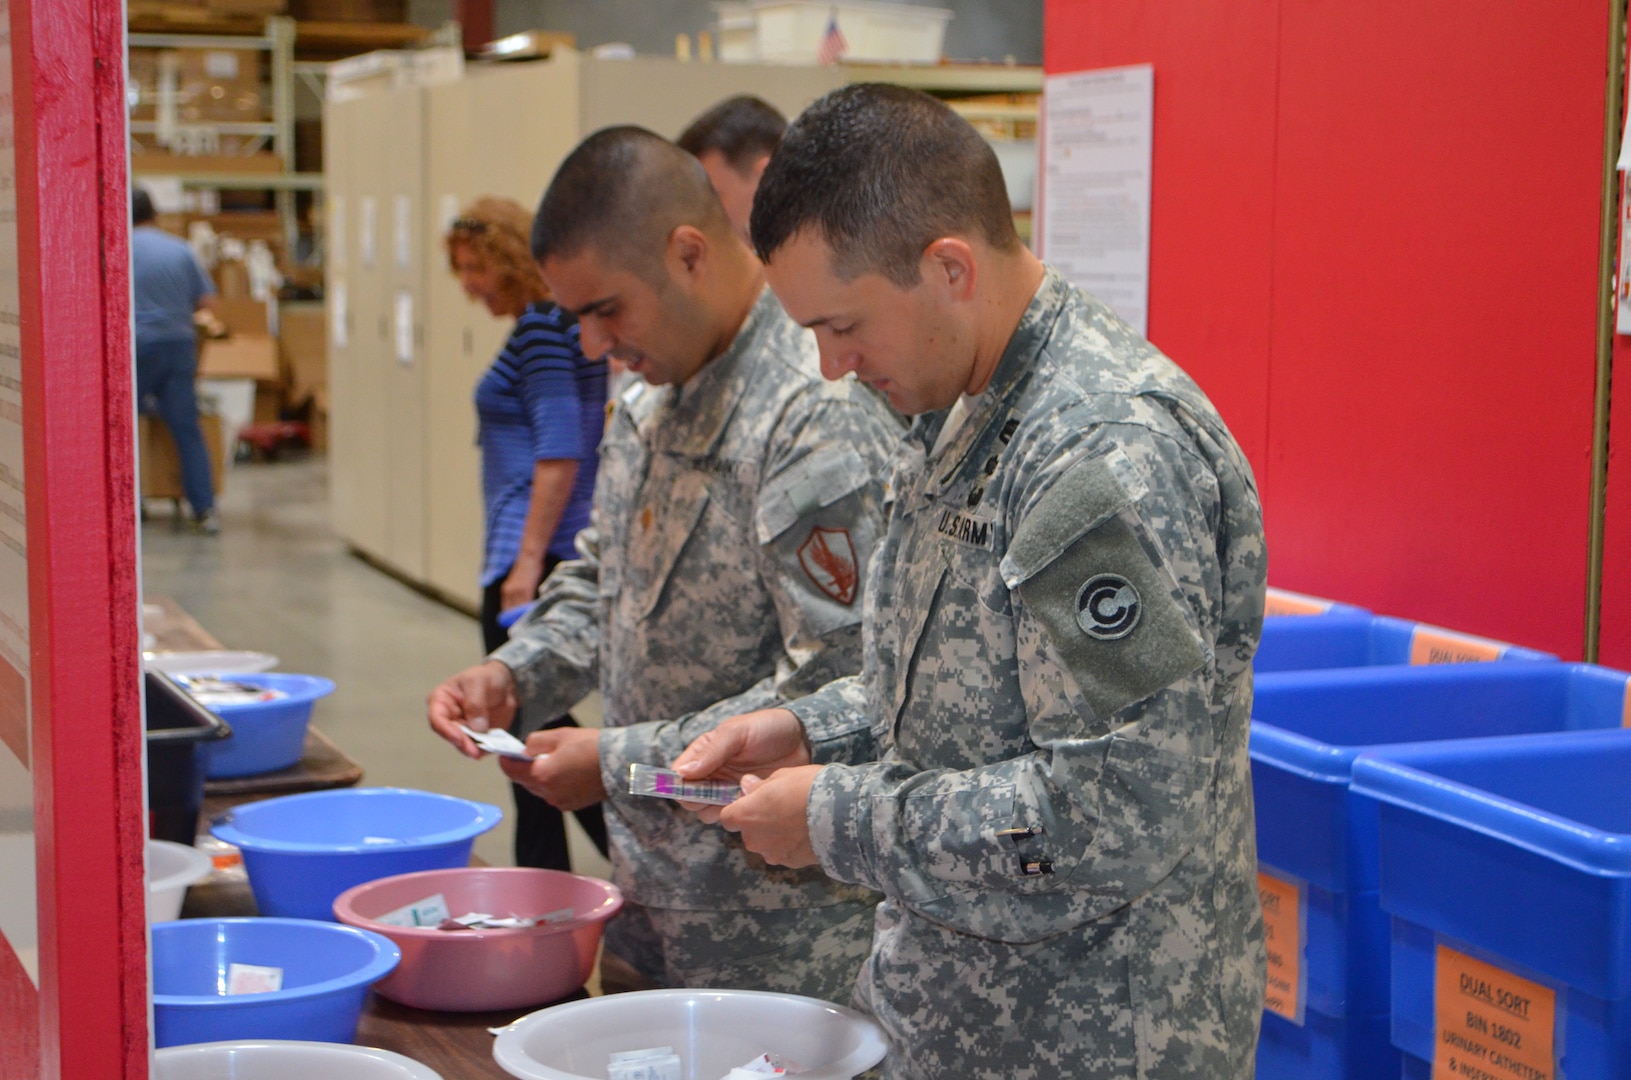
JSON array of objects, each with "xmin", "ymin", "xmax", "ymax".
[
  {"xmin": 672, "ymin": 707, "xmax": 812, "ymax": 823},
  {"xmin": 716, "ymin": 767, "xmax": 823, "ymax": 868},
  {"xmin": 498, "ymin": 727, "xmax": 606, "ymax": 812},
  {"xmin": 426, "ymin": 660, "xmax": 518, "ymax": 759}
]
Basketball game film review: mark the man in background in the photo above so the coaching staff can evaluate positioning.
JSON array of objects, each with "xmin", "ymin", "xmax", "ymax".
[
  {"xmin": 426, "ymin": 127, "xmax": 902, "ymax": 1001},
  {"xmin": 132, "ymin": 186, "xmax": 220, "ymax": 534},
  {"xmin": 677, "ymin": 95, "xmax": 785, "ymax": 245}
]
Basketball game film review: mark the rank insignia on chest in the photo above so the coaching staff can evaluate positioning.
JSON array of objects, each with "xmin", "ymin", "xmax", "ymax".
[{"xmin": 798, "ymin": 526, "xmax": 859, "ymax": 606}]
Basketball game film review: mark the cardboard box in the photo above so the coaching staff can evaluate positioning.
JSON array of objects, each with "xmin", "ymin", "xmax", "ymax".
[
  {"xmin": 199, "ymin": 332, "xmax": 279, "ymax": 381},
  {"xmin": 140, "ymin": 413, "xmax": 225, "ymax": 500},
  {"xmin": 131, "ymin": 150, "xmax": 285, "ymax": 177},
  {"xmin": 215, "ymin": 297, "xmax": 269, "ymax": 337},
  {"xmin": 213, "ymin": 260, "xmax": 252, "ymax": 301},
  {"xmin": 278, "ymin": 306, "xmax": 327, "ymax": 406},
  {"xmin": 127, "ymin": 46, "xmax": 266, "ymax": 124},
  {"xmin": 253, "ymin": 383, "xmax": 284, "ymax": 423}
]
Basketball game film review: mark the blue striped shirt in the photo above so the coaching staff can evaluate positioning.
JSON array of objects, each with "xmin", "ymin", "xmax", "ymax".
[{"xmin": 475, "ymin": 302, "xmax": 606, "ymax": 587}]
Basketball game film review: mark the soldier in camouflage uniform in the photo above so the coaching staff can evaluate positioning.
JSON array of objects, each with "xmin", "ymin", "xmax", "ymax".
[
  {"xmin": 426, "ymin": 127, "xmax": 901, "ymax": 1002},
  {"xmin": 674, "ymin": 85, "xmax": 1267, "ymax": 1077}
]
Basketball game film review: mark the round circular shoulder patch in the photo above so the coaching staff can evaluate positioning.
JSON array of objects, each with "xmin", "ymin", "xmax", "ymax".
[{"xmin": 1076, "ymin": 574, "xmax": 1141, "ymax": 640}]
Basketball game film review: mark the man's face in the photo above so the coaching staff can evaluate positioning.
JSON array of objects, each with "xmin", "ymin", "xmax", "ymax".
[
  {"xmin": 541, "ymin": 244, "xmax": 710, "ymax": 387},
  {"xmin": 697, "ymin": 149, "xmax": 765, "ymax": 246},
  {"xmin": 764, "ymin": 231, "xmax": 973, "ymax": 416}
]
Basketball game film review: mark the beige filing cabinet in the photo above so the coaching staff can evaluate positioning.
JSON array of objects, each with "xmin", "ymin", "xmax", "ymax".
[{"xmin": 330, "ymin": 51, "xmax": 843, "ymax": 611}]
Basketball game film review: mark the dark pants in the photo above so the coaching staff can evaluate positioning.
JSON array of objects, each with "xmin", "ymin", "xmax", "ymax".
[
  {"xmin": 482, "ymin": 560, "xmax": 609, "ymax": 871},
  {"xmin": 136, "ymin": 336, "xmax": 215, "ymax": 516}
]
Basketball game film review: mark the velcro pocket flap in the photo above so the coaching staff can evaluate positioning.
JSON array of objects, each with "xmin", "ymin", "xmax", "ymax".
[
  {"xmin": 755, "ymin": 445, "xmax": 872, "ymax": 545},
  {"xmin": 1000, "ymin": 446, "xmax": 1148, "ymax": 589}
]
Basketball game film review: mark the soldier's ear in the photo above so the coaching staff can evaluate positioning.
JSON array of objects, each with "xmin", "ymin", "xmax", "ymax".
[
  {"xmin": 921, "ymin": 238, "xmax": 977, "ymax": 303},
  {"xmin": 668, "ymin": 224, "xmax": 709, "ymax": 277}
]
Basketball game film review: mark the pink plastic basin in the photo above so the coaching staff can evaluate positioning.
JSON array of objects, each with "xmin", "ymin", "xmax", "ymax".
[{"xmin": 332, "ymin": 867, "xmax": 622, "ymax": 1012}]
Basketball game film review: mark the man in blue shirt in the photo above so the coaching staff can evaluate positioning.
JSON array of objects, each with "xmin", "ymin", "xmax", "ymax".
[{"xmin": 132, "ymin": 186, "xmax": 220, "ymax": 533}]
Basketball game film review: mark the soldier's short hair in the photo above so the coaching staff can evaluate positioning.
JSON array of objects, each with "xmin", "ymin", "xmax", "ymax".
[
  {"xmin": 750, "ymin": 83, "xmax": 1021, "ymax": 287},
  {"xmin": 676, "ymin": 95, "xmax": 787, "ymax": 174},
  {"xmin": 531, "ymin": 126, "xmax": 731, "ymax": 280}
]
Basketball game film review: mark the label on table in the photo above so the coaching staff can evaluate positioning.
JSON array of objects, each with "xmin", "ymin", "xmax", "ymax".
[
  {"xmin": 1264, "ymin": 591, "xmax": 1332, "ymax": 616},
  {"xmin": 1258, "ymin": 870, "xmax": 1304, "ymax": 1023},
  {"xmin": 1410, "ymin": 628, "xmax": 1504, "ymax": 665},
  {"xmin": 1434, "ymin": 943, "xmax": 1557, "ymax": 1080}
]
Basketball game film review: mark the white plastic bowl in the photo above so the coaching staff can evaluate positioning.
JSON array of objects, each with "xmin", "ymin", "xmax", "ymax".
[
  {"xmin": 492, "ymin": 989, "xmax": 888, "ymax": 1080},
  {"xmin": 154, "ymin": 1039, "xmax": 443, "ymax": 1079},
  {"xmin": 147, "ymin": 838, "xmax": 214, "ymax": 923}
]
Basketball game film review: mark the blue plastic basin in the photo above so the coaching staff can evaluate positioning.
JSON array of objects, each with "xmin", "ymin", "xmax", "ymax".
[
  {"xmin": 1353, "ymin": 729, "xmax": 1631, "ymax": 1078},
  {"xmin": 1255, "ymin": 613, "xmax": 1554, "ymax": 673},
  {"xmin": 197, "ymin": 673, "xmax": 337, "ymax": 779},
  {"xmin": 150, "ymin": 917, "xmax": 400, "ymax": 1048},
  {"xmin": 211, "ymin": 788, "xmax": 503, "ymax": 920}
]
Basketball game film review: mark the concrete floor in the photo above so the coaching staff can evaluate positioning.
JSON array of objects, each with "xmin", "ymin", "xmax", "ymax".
[{"xmin": 140, "ymin": 455, "xmax": 611, "ymax": 878}]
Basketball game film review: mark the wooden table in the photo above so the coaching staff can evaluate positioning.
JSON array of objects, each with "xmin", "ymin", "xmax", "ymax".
[{"xmin": 155, "ymin": 593, "xmax": 566, "ymax": 1076}]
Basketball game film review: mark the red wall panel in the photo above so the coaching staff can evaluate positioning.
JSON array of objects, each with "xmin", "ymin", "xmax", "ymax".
[
  {"xmin": 1044, "ymin": 0, "xmax": 1279, "ymax": 475},
  {"xmin": 1045, "ymin": 0, "xmax": 1609, "ymax": 658},
  {"xmin": 1266, "ymin": 0, "xmax": 1605, "ymax": 659}
]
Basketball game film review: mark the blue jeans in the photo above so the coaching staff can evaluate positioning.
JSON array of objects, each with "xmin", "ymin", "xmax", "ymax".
[{"xmin": 136, "ymin": 336, "xmax": 215, "ymax": 516}]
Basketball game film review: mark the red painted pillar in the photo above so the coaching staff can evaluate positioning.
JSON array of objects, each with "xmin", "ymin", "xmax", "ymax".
[{"xmin": 0, "ymin": 0, "xmax": 148, "ymax": 1075}]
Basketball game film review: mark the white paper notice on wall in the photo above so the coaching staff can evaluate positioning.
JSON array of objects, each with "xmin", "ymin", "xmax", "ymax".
[
  {"xmin": 394, "ymin": 194, "xmax": 412, "ymax": 271},
  {"xmin": 359, "ymin": 195, "xmax": 377, "ymax": 269},
  {"xmin": 439, "ymin": 194, "xmax": 461, "ymax": 236},
  {"xmin": 1617, "ymin": 174, "xmax": 1631, "ymax": 334},
  {"xmin": 331, "ymin": 280, "xmax": 349, "ymax": 349},
  {"xmin": 330, "ymin": 195, "xmax": 347, "ymax": 270},
  {"xmin": 1039, "ymin": 63, "xmax": 1154, "ymax": 337},
  {"xmin": 394, "ymin": 289, "xmax": 414, "ymax": 364}
]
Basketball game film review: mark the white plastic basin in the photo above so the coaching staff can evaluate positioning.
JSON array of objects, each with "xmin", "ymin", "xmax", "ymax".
[
  {"xmin": 492, "ymin": 989, "xmax": 888, "ymax": 1080},
  {"xmin": 154, "ymin": 1039, "xmax": 442, "ymax": 1079},
  {"xmin": 147, "ymin": 838, "xmax": 214, "ymax": 923}
]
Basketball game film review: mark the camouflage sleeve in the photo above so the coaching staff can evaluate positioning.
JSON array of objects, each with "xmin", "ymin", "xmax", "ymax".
[
  {"xmin": 786, "ymin": 675, "xmax": 874, "ymax": 767},
  {"xmin": 808, "ymin": 423, "xmax": 1236, "ymax": 944},
  {"xmin": 489, "ymin": 521, "xmax": 604, "ymax": 735},
  {"xmin": 751, "ymin": 393, "xmax": 898, "ymax": 701}
]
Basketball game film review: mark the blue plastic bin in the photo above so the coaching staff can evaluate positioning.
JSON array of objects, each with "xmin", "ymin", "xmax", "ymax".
[
  {"xmin": 1352, "ymin": 729, "xmax": 1631, "ymax": 1080},
  {"xmin": 211, "ymin": 788, "xmax": 503, "ymax": 920},
  {"xmin": 1253, "ymin": 664, "xmax": 1628, "ymax": 1007},
  {"xmin": 150, "ymin": 917, "xmax": 400, "ymax": 1047},
  {"xmin": 1264, "ymin": 587, "xmax": 1369, "ymax": 617},
  {"xmin": 1249, "ymin": 662, "xmax": 1630, "ymax": 1080},
  {"xmin": 1255, "ymin": 613, "xmax": 1554, "ymax": 674},
  {"xmin": 193, "ymin": 673, "xmax": 337, "ymax": 779}
]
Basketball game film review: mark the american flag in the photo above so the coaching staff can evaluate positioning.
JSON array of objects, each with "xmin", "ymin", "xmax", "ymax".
[{"xmin": 816, "ymin": 10, "xmax": 849, "ymax": 65}]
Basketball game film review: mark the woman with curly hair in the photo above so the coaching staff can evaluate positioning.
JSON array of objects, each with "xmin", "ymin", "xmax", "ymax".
[{"xmin": 445, "ymin": 195, "xmax": 608, "ymax": 870}]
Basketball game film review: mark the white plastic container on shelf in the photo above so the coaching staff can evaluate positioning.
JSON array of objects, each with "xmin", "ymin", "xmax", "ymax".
[{"xmin": 748, "ymin": 1, "xmax": 952, "ymax": 65}]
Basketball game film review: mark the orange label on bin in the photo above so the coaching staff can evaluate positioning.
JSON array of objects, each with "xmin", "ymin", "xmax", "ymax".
[
  {"xmin": 1411, "ymin": 628, "xmax": 1504, "ymax": 665},
  {"xmin": 1434, "ymin": 944, "xmax": 1557, "ymax": 1080},
  {"xmin": 1264, "ymin": 591, "xmax": 1331, "ymax": 616},
  {"xmin": 1259, "ymin": 871, "xmax": 1303, "ymax": 1022}
]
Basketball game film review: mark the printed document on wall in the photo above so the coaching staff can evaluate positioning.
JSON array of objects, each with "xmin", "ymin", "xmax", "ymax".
[{"xmin": 1040, "ymin": 64, "xmax": 1154, "ymax": 336}]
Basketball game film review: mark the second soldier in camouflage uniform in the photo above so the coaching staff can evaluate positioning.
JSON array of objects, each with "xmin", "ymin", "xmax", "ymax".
[
  {"xmin": 676, "ymin": 86, "xmax": 1267, "ymax": 1077},
  {"xmin": 426, "ymin": 127, "xmax": 902, "ymax": 1002}
]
